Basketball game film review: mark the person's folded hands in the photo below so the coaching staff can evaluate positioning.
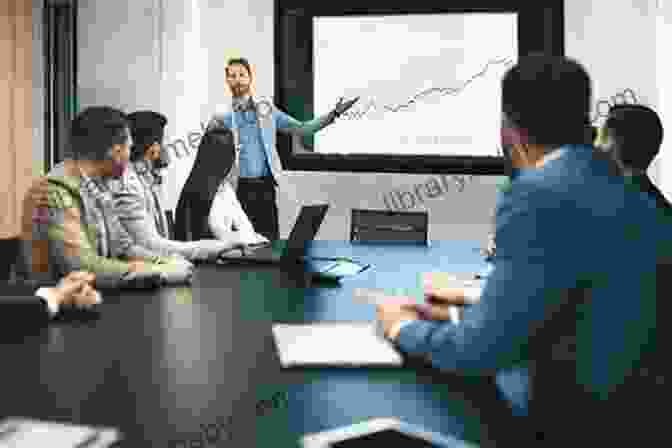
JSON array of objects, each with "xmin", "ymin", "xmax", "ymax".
[
  {"xmin": 63, "ymin": 271, "xmax": 96, "ymax": 285},
  {"xmin": 68, "ymin": 282, "xmax": 103, "ymax": 309},
  {"xmin": 43, "ymin": 271, "xmax": 102, "ymax": 313}
]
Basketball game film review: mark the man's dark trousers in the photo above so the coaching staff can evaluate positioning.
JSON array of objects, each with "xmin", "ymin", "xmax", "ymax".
[{"xmin": 236, "ymin": 176, "xmax": 279, "ymax": 241}]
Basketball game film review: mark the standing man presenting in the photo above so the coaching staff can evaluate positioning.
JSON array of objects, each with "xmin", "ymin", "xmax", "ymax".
[{"xmin": 208, "ymin": 57, "xmax": 358, "ymax": 241}]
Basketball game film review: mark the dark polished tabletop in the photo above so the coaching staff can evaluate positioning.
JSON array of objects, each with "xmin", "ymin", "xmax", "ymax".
[{"xmin": 0, "ymin": 240, "xmax": 516, "ymax": 447}]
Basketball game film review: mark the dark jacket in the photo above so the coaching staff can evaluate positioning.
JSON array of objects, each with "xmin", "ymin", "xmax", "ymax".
[
  {"xmin": 395, "ymin": 145, "xmax": 666, "ymax": 445},
  {"xmin": 637, "ymin": 174, "xmax": 672, "ymax": 212}
]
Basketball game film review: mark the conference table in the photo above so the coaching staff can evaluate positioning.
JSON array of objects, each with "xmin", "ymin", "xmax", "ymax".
[{"xmin": 0, "ymin": 240, "xmax": 520, "ymax": 447}]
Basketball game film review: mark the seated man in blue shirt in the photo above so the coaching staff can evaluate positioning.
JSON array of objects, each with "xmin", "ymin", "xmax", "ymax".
[{"xmin": 376, "ymin": 54, "xmax": 665, "ymax": 445}]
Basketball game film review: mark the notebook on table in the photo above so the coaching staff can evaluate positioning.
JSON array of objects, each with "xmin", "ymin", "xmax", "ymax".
[
  {"xmin": 0, "ymin": 417, "xmax": 121, "ymax": 447},
  {"xmin": 271, "ymin": 322, "xmax": 403, "ymax": 367}
]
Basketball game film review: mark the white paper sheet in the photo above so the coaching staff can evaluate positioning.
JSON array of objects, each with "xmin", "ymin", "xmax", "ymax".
[
  {"xmin": 272, "ymin": 322, "xmax": 403, "ymax": 367},
  {"xmin": 0, "ymin": 417, "xmax": 120, "ymax": 448}
]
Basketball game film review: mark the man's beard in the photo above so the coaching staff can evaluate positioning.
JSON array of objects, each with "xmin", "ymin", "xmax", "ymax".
[{"xmin": 231, "ymin": 85, "xmax": 250, "ymax": 97}]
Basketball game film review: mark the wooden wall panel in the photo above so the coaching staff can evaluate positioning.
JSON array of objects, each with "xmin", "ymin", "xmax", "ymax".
[{"xmin": 0, "ymin": 0, "xmax": 33, "ymax": 238}]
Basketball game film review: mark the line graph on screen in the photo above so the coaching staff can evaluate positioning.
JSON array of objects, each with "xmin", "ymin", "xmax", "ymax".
[
  {"xmin": 338, "ymin": 57, "xmax": 515, "ymax": 121},
  {"xmin": 316, "ymin": 56, "xmax": 515, "ymax": 156}
]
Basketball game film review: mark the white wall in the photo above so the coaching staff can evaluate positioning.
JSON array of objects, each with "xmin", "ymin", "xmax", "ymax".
[
  {"xmin": 566, "ymin": 0, "xmax": 662, "ymax": 185},
  {"xmin": 78, "ymin": 0, "xmax": 161, "ymax": 111},
  {"xmin": 76, "ymin": 0, "xmax": 669, "ymax": 242}
]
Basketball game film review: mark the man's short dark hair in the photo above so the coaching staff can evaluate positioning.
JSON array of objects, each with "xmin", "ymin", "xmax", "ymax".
[
  {"xmin": 502, "ymin": 53, "xmax": 592, "ymax": 146},
  {"xmin": 226, "ymin": 58, "xmax": 252, "ymax": 76},
  {"xmin": 605, "ymin": 104, "xmax": 663, "ymax": 171},
  {"xmin": 70, "ymin": 106, "xmax": 129, "ymax": 160}
]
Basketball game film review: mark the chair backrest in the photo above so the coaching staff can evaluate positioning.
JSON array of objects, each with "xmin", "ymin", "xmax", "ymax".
[
  {"xmin": 350, "ymin": 209, "xmax": 428, "ymax": 244},
  {"xmin": 175, "ymin": 128, "xmax": 236, "ymax": 242},
  {"xmin": 174, "ymin": 199, "xmax": 192, "ymax": 241},
  {"xmin": 526, "ymin": 272, "xmax": 664, "ymax": 445},
  {"xmin": 0, "ymin": 236, "xmax": 20, "ymax": 281}
]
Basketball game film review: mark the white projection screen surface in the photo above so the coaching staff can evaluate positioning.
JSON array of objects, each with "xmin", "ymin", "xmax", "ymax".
[{"xmin": 313, "ymin": 13, "xmax": 518, "ymax": 156}]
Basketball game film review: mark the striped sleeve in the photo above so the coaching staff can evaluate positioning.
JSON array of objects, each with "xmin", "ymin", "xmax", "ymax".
[
  {"xmin": 44, "ymin": 184, "xmax": 131, "ymax": 277},
  {"xmin": 113, "ymin": 170, "xmax": 199, "ymax": 259},
  {"xmin": 114, "ymin": 172, "xmax": 148, "ymax": 224}
]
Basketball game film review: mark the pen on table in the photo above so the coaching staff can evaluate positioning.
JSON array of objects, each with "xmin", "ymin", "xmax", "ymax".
[{"xmin": 308, "ymin": 256, "xmax": 356, "ymax": 263}]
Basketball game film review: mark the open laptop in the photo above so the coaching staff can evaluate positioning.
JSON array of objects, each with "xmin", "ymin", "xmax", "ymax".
[{"xmin": 218, "ymin": 204, "xmax": 329, "ymax": 264}]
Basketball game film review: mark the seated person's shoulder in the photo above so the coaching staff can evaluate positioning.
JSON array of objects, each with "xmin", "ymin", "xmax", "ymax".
[
  {"xmin": 45, "ymin": 177, "xmax": 79, "ymax": 210},
  {"xmin": 499, "ymin": 178, "xmax": 557, "ymax": 212}
]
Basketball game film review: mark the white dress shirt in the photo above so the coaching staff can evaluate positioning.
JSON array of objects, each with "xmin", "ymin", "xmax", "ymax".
[{"xmin": 208, "ymin": 181, "xmax": 268, "ymax": 245}]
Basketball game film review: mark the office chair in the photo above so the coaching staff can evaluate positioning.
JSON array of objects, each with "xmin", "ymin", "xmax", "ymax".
[
  {"xmin": 175, "ymin": 128, "xmax": 236, "ymax": 241},
  {"xmin": 0, "ymin": 236, "xmax": 20, "ymax": 281},
  {"xmin": 524, "ymin": 270, "xmax": 665, "ymax": 445},
  {"xmin": 174, "ymin": 201, "xmax": 212, "ymax": 241},
  {"xmin": 350, "ymin": 209, "xmax": 428, "ymax": 244}
]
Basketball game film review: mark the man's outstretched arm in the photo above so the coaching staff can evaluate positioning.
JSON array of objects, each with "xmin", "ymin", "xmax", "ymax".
[
  {"xmin": 274, "ymin": 97, "xmax": 358, "ymax": 137},
  {"xmin": 274, "ymin": 108, "xmax": 335, "ymax": 137}
]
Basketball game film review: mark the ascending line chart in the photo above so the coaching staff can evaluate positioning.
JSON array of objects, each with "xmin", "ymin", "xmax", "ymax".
[
  {"xmin": 339, "ymin": 57, "xmax": 515, "ymax": 121},
  {"xmin": 315, "ymin": 57, "xmax": 515, "ymax": 156}
]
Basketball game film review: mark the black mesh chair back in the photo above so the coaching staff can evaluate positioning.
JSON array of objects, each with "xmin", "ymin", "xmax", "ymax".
[{"xmin": 350, "ymin": 209, "xmax": 428, "ymax": 244}]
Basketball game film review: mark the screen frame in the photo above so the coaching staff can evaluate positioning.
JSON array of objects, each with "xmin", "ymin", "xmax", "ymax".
[{"xmin": 274, "ymin": 0, "xmax": 564, "ymax": 175}]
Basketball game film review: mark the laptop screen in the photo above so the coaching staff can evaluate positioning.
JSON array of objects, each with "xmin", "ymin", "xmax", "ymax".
[{"xmin": 283, "ymin": 204, "xmax": 329, "ymax": 260}]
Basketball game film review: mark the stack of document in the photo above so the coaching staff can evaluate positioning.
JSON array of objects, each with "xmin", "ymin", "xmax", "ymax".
[
  {"xmin": 0, "ymin": 417, "xmax": 121, "ymax": 447},
  {"xmin": 272, "ymin": 322, "xmax": 403, "ymax": 367}
]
